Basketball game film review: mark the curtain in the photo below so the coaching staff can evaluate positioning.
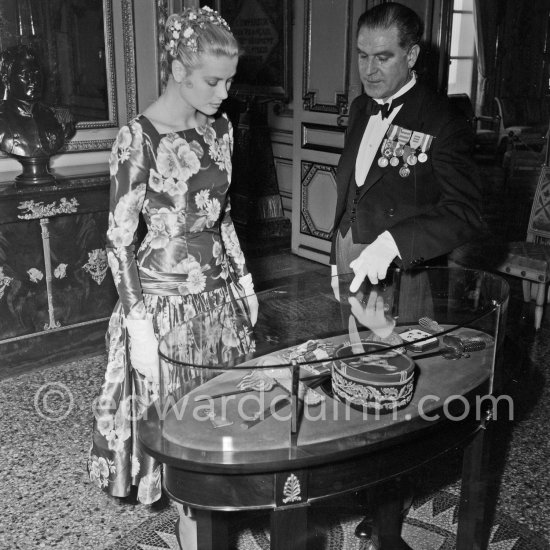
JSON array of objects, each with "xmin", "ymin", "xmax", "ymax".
[{"xmin": 473, "ymin": 0, "xmax": 499, "ymax": 115}]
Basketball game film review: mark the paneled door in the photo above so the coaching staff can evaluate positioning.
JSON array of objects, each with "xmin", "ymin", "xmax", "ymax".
[{"xmin": 291, "ymin": 0, "xmax": 365, "ymax": 264}]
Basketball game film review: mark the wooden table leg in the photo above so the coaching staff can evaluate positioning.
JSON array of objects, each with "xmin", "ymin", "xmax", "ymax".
[
  {"xmin": 373, "ymin": 479, "xmax": 409, "ymax": 550},
  {"xmin": 457, "ymin": 422, "xmax": 493, "ymax": 550},
  {"xmin": 270, "ymin": 505, "xmax": 308, "ymax": 550},
  {"xmin": 196, "ymin": 509, "xmax": 229, "ymax": 550}
]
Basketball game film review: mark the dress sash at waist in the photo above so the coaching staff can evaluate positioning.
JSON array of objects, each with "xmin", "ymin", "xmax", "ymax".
[{"xmin": 139, "ymin": 266, "xmax": 230, "ymax": 296}]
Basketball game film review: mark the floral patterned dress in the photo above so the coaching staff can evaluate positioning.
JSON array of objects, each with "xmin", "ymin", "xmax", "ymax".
[{"xmin": 88, "ymin": 113, "xmax": 254, "ymax": 504}]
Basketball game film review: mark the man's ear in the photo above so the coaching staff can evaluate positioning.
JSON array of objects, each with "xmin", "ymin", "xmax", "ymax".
[
  {"xmin": 171, "ymin": 59, "xmax": 186, "ymax": 83},
  {"xmin": 407, "ymin": 44, "xmax": 420, "ymax": 69}
]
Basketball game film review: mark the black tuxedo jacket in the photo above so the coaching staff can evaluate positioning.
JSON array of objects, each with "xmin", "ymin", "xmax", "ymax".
[{"xmin": 329, "ymin": 82, "xmax": 483, "ymax": 268}]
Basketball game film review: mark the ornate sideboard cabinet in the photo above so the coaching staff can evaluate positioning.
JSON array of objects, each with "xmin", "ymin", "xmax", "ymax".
[{"xmin": 0, "ymin": 169, "xmax": 117, "ymax": 376}]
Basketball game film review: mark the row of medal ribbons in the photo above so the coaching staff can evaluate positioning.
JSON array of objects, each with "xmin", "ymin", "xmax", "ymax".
[{"xmin": 379, "ymin": 124, "xmax": 433, "ymax": 177}]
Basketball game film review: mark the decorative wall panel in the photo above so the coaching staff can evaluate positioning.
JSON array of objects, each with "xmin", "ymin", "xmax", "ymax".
[
  {"xmin": 300, "ymin": 162, "xmax": 337, "ymax": 241},
  {"xmin": 302, "ymin": 0, "xmax": 354, "ymax": 115},
  {"xmin": 302, "ymin": 123, "xmax": 346, "ymax": 153}
]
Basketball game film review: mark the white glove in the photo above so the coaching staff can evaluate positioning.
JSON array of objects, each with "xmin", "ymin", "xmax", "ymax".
[
  {"xmin": 348, "ymin": 290, "xmax": 396, "ymax": 338},
  {"xmin": 349, "ymin": 231, "xmax": 399, "ymax": 291},
  {"xmin": 239, "ymin": 273, "xmax": 258, "ymax": 326},
  {"xmin": 125, "ymin": 318, "xmax": 160, "ymax": 384},
  {"xmin": 330, "ymin": 264, "xmax": 340, "ymax": 302},
  {"xmin": 247, "ymin": 293, "xmax": 259, "ymax": 326}
]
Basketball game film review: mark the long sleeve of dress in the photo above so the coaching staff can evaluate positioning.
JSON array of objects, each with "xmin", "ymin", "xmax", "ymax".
[
  {"xmin": 106, "ymin": 120, "xmax": 149, "ymax": 315},
  {"xmin": 220, "ymin": 119, "xmax": 248, "ymax": 279}
]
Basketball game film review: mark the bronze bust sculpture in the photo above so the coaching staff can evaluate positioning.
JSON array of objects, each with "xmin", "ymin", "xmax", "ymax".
[{"xmin": 0, "ymin": 45, "xmax": 74, "ymax": 185}]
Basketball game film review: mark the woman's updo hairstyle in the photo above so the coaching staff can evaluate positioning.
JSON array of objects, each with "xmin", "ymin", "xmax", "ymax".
[{"xmin": 160, "ymin": 6, "xmax": 240, "ymax": 85}]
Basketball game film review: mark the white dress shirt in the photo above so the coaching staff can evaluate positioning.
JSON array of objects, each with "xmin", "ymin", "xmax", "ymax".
[{"xmin": 353, "ymin": 73, "xmax": 417, "ymax": 258}]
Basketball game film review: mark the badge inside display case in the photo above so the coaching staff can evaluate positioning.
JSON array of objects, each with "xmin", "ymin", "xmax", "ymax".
[{"xmin": 157, "ymin": 318, "xmax": 331, "ymax": 453}]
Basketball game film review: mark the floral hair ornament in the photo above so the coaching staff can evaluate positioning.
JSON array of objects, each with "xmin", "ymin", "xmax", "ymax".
[{"xmin": 165, "ymin": 6, "xmax": 231, "ymax": 56}]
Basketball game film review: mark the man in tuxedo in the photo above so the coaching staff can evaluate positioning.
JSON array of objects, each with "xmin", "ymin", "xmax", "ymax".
[
  {"xmin": 330, "ymin": 2, "xmax": 483, "ymax": 293},
  {"xmin": 330, "ymin": 3, "xmax": 484, "ymax": 547}
]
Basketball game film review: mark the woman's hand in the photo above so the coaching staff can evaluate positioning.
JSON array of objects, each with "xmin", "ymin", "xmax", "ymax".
[
  {"xmin": 239, "ymin": 273, "xmax": 258, "ymax": 326},
  {"xmin": 247, "ymin": 293, "xmax": 259, "ymax": 326},
  {"xmin": 125, "ymin": 318, "xmax": 160, "ymax": 384}
]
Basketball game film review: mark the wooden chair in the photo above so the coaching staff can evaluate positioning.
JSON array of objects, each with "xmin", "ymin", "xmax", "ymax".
[
  {"xmin": 450, "ymin": 145, "xmax": 550, "ymax": 329},
  {"xmin": 502, "ymin": 132, "xmax": 548, "ymax": 191},
  {"xmin": 494, "ymin": 97, "xmax": 548, "ymax": 153},
  {"xmin": 500, "ymin": 161, "xmax": 550, "ymax": 329},
  {"xmin": 448, "ymin": 93, "xmax": 500, "ymax": 156}
]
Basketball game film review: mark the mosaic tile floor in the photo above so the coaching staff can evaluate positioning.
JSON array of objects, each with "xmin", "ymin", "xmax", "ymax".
[{"xmin": 107, "ymin": 491, "xmax": 550, "ymax": 550}]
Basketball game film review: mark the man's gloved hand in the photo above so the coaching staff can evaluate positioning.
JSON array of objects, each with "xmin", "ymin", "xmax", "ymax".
[
  {"xmin": 330, "ymin": 264, "xmax": 341, "ymax": 302},
  {"xmin": 239, "ymin": 273, "xmax": 258, "ymax": 326},
  {"xmin": 125, "ymin": 318, "xmax": 160, "ymax": 384},
  {"xmin": 349, "ymin": 231, "xmax": 399, "ymax": 291},
  {"xmin": 348, "ymin": 290, "xmax": 396, "ymax": 338}
]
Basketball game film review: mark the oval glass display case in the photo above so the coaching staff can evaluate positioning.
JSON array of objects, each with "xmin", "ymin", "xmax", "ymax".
[{"xmin": 140, "ymin": 267, "xmax": 509, "ymax": 550}]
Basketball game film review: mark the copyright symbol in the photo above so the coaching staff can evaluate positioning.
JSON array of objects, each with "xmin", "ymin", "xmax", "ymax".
[{"xmin": 34, "ymin": 382, "xmax": 74, "ymax": 421}]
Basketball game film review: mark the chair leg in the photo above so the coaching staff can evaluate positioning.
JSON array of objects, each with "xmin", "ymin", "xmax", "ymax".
[
  {"xmin": 534, "ymin": 283, "xmax": 546, "ymax": 330},
  {"xmin": 522, "ymin": 280, "xmax": 532, "ymax": 302}
]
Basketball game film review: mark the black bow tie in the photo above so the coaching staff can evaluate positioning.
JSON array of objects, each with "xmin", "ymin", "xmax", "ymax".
[{"xmin": 366, "ymin": 96, "xmax": 406, "ymax": 119}]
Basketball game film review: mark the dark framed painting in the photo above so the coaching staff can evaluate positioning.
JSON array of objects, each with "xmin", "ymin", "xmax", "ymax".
[{"xmin": 212, "ymin": 0, "xmax": 292, "ymax": 100}]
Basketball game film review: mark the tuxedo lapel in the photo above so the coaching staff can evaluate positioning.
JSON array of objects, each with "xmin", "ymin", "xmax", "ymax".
[
  {"xmin": 359, "ymin": 149, "xmax": 385, "ymax": 196},
  {"xmin": 391, "ymin": 84, "xmax": 425, "ymax": 132}
]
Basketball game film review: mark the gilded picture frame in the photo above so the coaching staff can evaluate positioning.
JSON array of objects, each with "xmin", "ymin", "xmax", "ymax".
[{"xmin": 212, "ymin": 0, "xmax": 292, "ymax": 100}]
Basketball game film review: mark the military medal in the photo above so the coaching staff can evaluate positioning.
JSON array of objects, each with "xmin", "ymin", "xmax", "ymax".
[
  {"xmin": 402, "ymin": 145, "xmax": 415, "ymax": 165},
  {"xmin": 382, "ymin": 139, "xmax": 395, "ymax": 161},
  {"xmin": 399, "ymin": 165, "xmax": 410, "ymax": 177},
  {"xmin": 379, "ymin": 138, "xmax": 391, "ymax": 159},
  {"xmin": 409, "ymin": 131, "xmax": 425, "ymax": 163},
  {"xmin": 417, "ymin": 133, "xmax": 433, "ymax": 163},
  {"xmin": 400, "ymin": 144, "xmax": 413, "ymax": 176},
  {"xmin": 382, "ymin": 125, "xmax": 432, "ymax": 172},
  {"xmin": 385, "ymin": 125, "xmax": 400, "ymax": 158},
  {"xmin": 409, "ymin": 131, "xmax": 424, "ymax": 151},
  {"xmin": 395, "ymin": 127, "xmax": 412, "ymax": 160}
]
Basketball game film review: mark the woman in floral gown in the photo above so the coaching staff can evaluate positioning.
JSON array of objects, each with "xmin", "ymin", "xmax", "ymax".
[{"xmin": 88, "ymin": 6, "xmax": 256, "ymax": 548}]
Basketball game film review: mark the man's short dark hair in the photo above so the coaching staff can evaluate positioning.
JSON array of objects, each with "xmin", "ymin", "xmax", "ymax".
[{"xmin": 357, "ymin": 2, "xmax": 424, "ymax": 50}]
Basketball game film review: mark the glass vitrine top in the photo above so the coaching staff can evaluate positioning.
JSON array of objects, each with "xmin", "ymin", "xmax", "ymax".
[
  {"xmin": 146, "ymin": 267, "xmax": 509, "ymax": 464},
  {"xmin": 158, "ymin": 267, "xmax": 509, "ymax": 370}
]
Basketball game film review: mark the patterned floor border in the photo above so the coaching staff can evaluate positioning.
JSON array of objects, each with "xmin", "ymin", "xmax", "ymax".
[{"xmin": 108, "ymin": 489, "xmax": 550, "ymax": 550}]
